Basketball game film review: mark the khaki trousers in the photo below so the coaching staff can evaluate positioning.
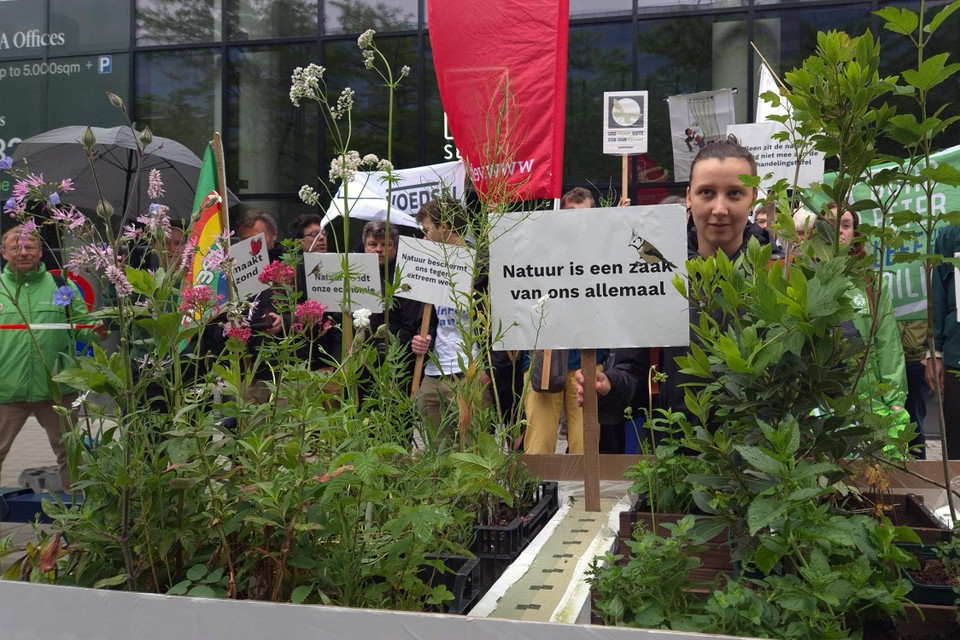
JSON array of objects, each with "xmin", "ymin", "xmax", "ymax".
[
  {"xmin": 0, "ymin": 395, "xmax": 77, "ymax": 490},
  {"xmin": 416, "ymin": 374, "xmax": 492, "ymax": 444},
  {"xmin": 522, "ymin": 371, "xmax": 583, "ymax": 454},
  {"xmin": 522, "ymin": 366, "xmax": 602, "ymax": 454}
]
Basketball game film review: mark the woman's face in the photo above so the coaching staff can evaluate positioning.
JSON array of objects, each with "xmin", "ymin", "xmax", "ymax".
[
  {"xmin": 839, "ymin": 210, "xmax": 856, "ymax": 246},
  {"xmin": 686, "ymin": 157, "xmax": 756, "ymax": 258}
]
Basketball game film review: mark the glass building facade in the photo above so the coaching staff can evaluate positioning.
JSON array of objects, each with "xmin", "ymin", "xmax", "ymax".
[{"xmin": 0, "ymin": 0, "xmax": 957, "ymax": 236}]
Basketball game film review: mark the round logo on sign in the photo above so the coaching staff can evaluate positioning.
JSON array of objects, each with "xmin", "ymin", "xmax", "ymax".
[{"xmin": 612, "ymin": 98, "xmax": 642, "ymax": 127}]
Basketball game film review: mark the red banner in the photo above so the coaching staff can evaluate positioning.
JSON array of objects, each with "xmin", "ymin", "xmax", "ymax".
[{"xmin": 428, "ymin": 1, "xmax": 569, "ymax": 201}]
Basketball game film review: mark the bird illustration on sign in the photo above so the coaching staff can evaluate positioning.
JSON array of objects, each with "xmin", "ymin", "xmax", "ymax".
[{"xmin": 628, "ymin": 229, "xmax": 677, "ymax": 272}]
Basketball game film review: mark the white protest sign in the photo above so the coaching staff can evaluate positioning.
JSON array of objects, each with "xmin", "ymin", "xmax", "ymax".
[
  {"xmin": 228, "ymin": 233, "xmax": 269, "ymax": 299},
  {"xmin": 726, "ymin": 121, "xmax": 824, "ymax": 189},
  {"xmin": 395, "ymin": 237, "xmax": 475, "ymax": 308},
  {"xmin": 490, "ymin": 205, "xmax": 690, "ymax": 350},
  {"xmin": 323, "ymin": 161, "xmax": 467, "ymax": 228},
  {"xmin": 302, "ymin": 253, "xmax": 383, "ymax": 312},
  {"xmin": 603, "ymin": 91, "xmax": 648, "ymax": 155}
]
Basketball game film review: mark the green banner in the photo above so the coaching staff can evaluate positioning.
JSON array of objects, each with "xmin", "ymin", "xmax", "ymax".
[{"xmin": 844, "ymin": 145, "xmax": 960, "ymax": 320}]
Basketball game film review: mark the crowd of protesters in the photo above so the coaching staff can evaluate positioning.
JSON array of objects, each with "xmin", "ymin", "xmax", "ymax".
[{"xmin": 2, "ymin": 135, "xmax": 947, "ymax": 489}]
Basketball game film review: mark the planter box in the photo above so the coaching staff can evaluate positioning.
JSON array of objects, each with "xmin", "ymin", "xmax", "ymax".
[
  {"xmin": 472, "ymin": 481, "xmax": 560, "ymax": 594},
  {"xmin": 899, "ymin": 544, "xmax": 959, "ymax": 607},
  {"xmin": 419, "ymin": 555, "xmax": 482, "ymax": 615},
  {"xmin": 889, "ymin": 602, "xmax": 960, "ymax": 639},
  {"xmin": 844, "ymin": 492, "xmax": 950, "ymax": 544},
  {"xmin": 616, "ymin": 499, "xmax": 733, "ymax": 583}
]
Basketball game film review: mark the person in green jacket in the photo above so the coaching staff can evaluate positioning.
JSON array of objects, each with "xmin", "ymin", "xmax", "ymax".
[
  {"xmin": 0, "ymin": 226, "xmax": 104, "ymax": 490},
  {"xmin": 830, "ymin": 205, "xmax": 911, "ymax": 450},
  {"xmin": 926, "ymin": 223, "xmax": 960, "ymax": 459}
]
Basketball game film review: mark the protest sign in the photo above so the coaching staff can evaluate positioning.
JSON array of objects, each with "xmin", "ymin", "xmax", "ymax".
[
  {"xmin": 490, "ymin": 205, "xmax": 690, "ymax": 350},
  {"xmin": 228, "ymin": 233, "xmax": 269, "ymax": 299},
  {"xmin": 668, "ymin": 89, "xmax": 736, "ymax": 182},
  {"xmin": 395, "ymin": 237, "xmax": 475, "ymax": 308},
  {"xmin": 323, "ymin": 161, "xmax": 466, "ymax": 228},
  {"xmin": 603, "ymin": 91, "xmax": 648, "ymax": 156},
  {"xmin": 727, "ymin": 121, "xmax": 824, "ymax": 189},
  {"xmin": 302, "ymin": 253, "xmax": 383, "ymax": 313}
]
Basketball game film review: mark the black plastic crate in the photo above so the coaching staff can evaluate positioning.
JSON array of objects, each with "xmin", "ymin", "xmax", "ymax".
[
  {"xmin": 473, "ymin": 514, "xmax": 525, "ymax": 559},
  {"xmin": 521, "ymin": 481, "xmax": 560, "ymax": 543},
  {"xmin": 471, "ymin": 481, "xmax": 561, "ymax": 596},
  {"xmin": 419, "ymin": 554, "xmax": 482, "ymax": 615}
]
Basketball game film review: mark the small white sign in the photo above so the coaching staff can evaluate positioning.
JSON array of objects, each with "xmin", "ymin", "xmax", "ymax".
[
  {"xmin": 490, "ymin": 205, "xmax": 690, "ymax": 350},
  {"xmin": 726, "ymin": 121, "xmax": 825, "ymax": 189},
  {"xmin": 228, "ymin": 233, "xmax": 269, "ymax": 299},
  {"xmin": 302, "ymin": 253, "xmax": 383, "ymax": 312},
  {"xmin": 603, "ymin": 90, "xmax": 648, "ymax": 155},
  {"xmin": 395, "ymin": 237, "xmax": 475, "ymax": 308}
]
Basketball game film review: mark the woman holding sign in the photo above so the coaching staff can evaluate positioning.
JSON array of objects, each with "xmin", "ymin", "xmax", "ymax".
[{"xmin": 579, "ymin": 136, "xmax": 763, "ymax": 430}]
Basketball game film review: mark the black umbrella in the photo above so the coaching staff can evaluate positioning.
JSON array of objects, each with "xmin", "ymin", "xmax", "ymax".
[{"xmin": 11, "ymin": 125, "xmax": 234, "ymax": 224}]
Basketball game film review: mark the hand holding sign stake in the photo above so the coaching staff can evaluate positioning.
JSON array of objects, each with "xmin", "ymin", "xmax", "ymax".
[{"xmin": 410, "ymin": 303, "xmax": 433, "ymax": 400}]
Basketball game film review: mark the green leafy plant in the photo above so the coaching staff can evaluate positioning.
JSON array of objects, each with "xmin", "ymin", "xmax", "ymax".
[
  {"xmin": 593, "ymin": 3, "xmax": 960, "ymax": 634},
  {"xmin": 588, "ymin": 515, "xmax": 717, "ymax": 630}
]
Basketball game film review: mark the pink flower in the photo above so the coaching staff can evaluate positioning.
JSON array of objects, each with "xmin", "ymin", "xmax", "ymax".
[
  {"xmin": 67, "ymin": 243, "xmax": 111, "ymax": 272},
  {"xmin": 258, "ymin": 260, "xmax": 295, "ymax": 287},
  {"xmin": 180, "ymin": 285, "xmax": 218, "ymax": 315},
  {"xmin": 50, "ymin": 205, "xmax": 88, "ymax": 231},
  {"xmin": 17, "ymin": 219, "xmax": 38, "ymax": 247},
  {"xmin": 224, "ymin": 323, "xmax": 252, "ymax": 343},
  {"xmin": 136, "ymin": 203, "xmax": 171, "ymax": 239},
  {"xmin": 180, "ymin": 237, "xmax": 198, "ymax": 271},
  {"xmin": 147, "ymin": 169, "xmax": 164, "ymax": 200},
  {"xmin": 201, "ymin": 243, "xmax": 233, "ymax": 271},
  {"xmin": 294, "ymin": 299, "xmax": 328, "ymax": 329},
  {"xmin": 106, "ymin": 264, "xmax": 133, "ymax": 297},
  {"xmin": 122, "ymin": 223, "xmax": 142, "ymax": 242}
]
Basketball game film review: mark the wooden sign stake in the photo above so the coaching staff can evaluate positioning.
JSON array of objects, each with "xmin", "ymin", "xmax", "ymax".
[
  {"xmin": 621, "ymin": 155, "xmax": 629, "ymax": 204},
  {"xmin": 580, "ymin": 350, "xmax": 601, "ymax": 512},
  {"xmin": 539, "ymin": 349, "xmax": 553, "ymax": 391}
]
